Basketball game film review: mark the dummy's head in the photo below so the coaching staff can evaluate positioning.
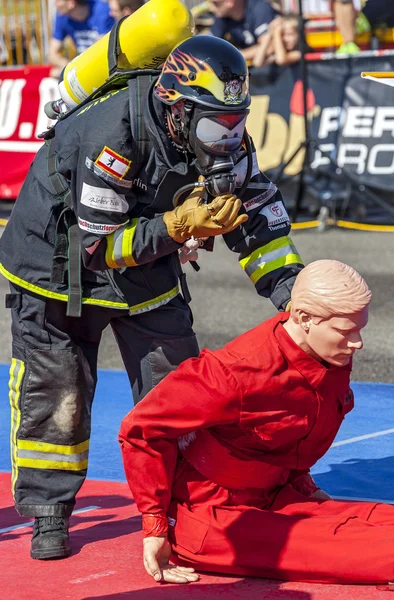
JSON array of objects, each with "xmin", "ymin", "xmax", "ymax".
[
  {"xmin": 154, "ymin": 36, "xmax": 250, "ymax": 186},
  {"xmin": 288, "ymin": 260, "xmax": 372, "ymax": 367}
]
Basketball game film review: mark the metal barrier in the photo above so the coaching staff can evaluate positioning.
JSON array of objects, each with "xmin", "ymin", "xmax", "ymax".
[{"xmin": 0, "ymin": 0, "xmax": 50, "ymax": 66}]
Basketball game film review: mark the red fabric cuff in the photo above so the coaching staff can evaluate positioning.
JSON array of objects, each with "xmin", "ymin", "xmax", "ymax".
[
  {"xmin": 142, "ymin": 513, "xmax": 168, "ymax": 538},
  {"xmin": 291, "ymin": 472, "xmax": 320, "ymax": 497}
]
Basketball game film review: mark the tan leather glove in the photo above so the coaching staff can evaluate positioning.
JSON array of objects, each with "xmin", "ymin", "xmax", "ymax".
[{"xmin": 163, "ymin": 177, "xmax": 248, "ymax": 243}]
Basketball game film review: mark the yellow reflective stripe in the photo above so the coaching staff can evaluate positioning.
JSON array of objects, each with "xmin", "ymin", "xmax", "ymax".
[
  {"xmin": 18, "ymin": 439, "xmax": 89, "ymax": 455},
  {"xmin": 105, "ymin": 231, "xmax": 117, "ymax": 268},
  {"xmin": 16, "ymin": 458, "xmax": 88, "ymax": 471},
  {"xmin": 0, "ymin": 262, "xmax": 178, "ymax": 315},
  {"xmin": 9, "ymin": 358, "xmax": 25, "ymax": 495},
  {"xmin": 121, "ymin": 220, "xmax": 138, "ymax": 267},
  {"xmin": 239, "ymin": 236, "xmax": 294, "ymax": 271},
  {"xmin": 249, "ymin": 253, "xmax": 303, "ymax": 285},
  {"xmin": 105, "ymin": 219, "xmax": 138, "ymax": 268},
  {"xmin": 128, "ymin": 285, "xmax": 179, "ymax": 315},
  {"xmin": 0, "ymin": 262, "xmax": 128, "ymax": 309}
]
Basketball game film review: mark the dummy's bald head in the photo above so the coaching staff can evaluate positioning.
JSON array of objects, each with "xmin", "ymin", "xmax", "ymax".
[{"xmin": 291, "ymin": 260, "xmax": 372, "ymax": 319}]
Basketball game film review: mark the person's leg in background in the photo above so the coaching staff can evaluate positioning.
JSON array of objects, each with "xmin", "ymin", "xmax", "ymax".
[
  {"xmin": 111, "ymin": 294, "xmax": 199, "ymax": 404},
  {"xmin": 7, "ymin": 284, "xmax": 116, "ymax": 559},
  {"xmin": 334, "ymin": 0, "xmax": 361, "ymax": 53}
]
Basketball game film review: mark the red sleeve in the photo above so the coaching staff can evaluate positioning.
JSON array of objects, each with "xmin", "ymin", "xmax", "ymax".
[{"xmin": 119, "ymin": 349, "xmax": 241, "ymax": 529}]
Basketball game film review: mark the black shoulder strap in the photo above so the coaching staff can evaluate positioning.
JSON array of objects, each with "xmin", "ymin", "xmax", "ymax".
[{"xmin": 128, "ymin": 74, "xmax": 157, "ymax": 178}]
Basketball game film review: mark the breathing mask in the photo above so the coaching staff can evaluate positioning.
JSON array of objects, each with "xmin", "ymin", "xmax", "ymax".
[
  {"xmin": 153, "ymin": 34, "xmax": 253, "ymax": 205},
  {"xmin": 168, "ymin": 102, "xmax": 250, "ymax": 203}
]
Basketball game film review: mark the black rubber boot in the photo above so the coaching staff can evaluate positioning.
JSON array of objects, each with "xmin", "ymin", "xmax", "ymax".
[{"xmin": 30, "ymin": 516, "xmax": 71, "ymax": 560}]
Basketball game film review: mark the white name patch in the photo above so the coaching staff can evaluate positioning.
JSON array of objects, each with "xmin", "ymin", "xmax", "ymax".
[
  {"xmin": 260, "ymin": 201, "xmax": 290, "ymax": 227},
  {"xmin": 78, "ymin": 217, "xmax": 126, "ymax": 235},
  {"xmin": 243, "ymin": 184, "xmax": 278, "ymax": 212},
  {"xmin": 81, "ymin": 183, "xmax": 128, "ymax": 213}
]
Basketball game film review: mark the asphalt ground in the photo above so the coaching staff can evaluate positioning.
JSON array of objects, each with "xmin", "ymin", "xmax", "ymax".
[{"xmin": 0, "ymin": 223, "xmax": 393, "ymax": 383}]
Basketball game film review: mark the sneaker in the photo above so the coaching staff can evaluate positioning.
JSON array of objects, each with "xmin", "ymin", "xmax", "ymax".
[
  {"xmin": 336, "ymin": 41, "xmax": 360, "ymax": 55},
  {"xmin": 30, "ymin": 516, "xmax": 71, "ymax": 560}
]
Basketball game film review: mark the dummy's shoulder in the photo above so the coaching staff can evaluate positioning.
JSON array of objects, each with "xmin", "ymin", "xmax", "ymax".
[{"xmin": 214, "ymin": 314, "xmax": 284, "ymax": 367}]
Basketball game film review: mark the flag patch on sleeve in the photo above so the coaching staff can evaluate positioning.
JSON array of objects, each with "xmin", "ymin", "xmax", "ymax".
[{"xmin": 94, "ymin": 147, "xmax": 131, "ymax": 180}]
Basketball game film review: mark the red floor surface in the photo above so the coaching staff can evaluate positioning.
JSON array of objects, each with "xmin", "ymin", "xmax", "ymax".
[{"xmin": 0, "ymin": 473, "xmax": 390, "ymax": 600}]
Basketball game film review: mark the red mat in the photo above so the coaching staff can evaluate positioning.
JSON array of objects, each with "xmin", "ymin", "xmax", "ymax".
[{"xmin": 0, "ymin": 473, "xmax": 389, "ymax": 600}]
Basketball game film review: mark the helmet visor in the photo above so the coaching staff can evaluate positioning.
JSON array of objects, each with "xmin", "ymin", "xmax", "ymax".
[{"xmin": 195, "ymin": 113, "xmax": 247, "ymax": 154}]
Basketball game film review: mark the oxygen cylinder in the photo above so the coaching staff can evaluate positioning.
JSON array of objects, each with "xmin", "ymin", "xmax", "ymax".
[{"xmin": 58, "ymin": 0, "xmax": 194, "ymax": 108}]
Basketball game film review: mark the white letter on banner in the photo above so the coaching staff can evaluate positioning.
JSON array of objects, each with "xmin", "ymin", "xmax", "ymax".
[
  {"xmin": 337, "ymin": 144, "xmax": 367, "ymax": 174},
  {"xmin": 35, "ymin": 77, "xmax": 59, "ymax": 138},
  {"xmin": 367, "ymin": 145, "xmax": 394, "ymax": 174},
  {"xmin": 310, "ymin": 143, "xmax": 336, "ymax": 169},
  {"xmin": 343, "ymin": 107, "xmax": 375, "ymax": 138},
  {"xmin": 0, "ymin": 79, "xmax": 26, "ymax": 139},
  {"xmin": 318, "ymin": 107, "xmax": 341, "ymax": 139},
  {"xmin": 372, "ymin": 108, "xmax": 394, "ymax": 138}
]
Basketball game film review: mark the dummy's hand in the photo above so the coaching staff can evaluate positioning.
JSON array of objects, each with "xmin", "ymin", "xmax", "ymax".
[
  {"xmin": 310, "ymin": 489, "xmax": 333, "ymax": 501},
  {"xmin": 143, "ymin": 536, "xmax": 199, "ymax": 584},
  {"xmin": 164, "ymin": 176, "xmax": 248, "ymax": 243},
  {"xmin": 179, "ymin": 237, "xmax": 208, "ymax": 264}
]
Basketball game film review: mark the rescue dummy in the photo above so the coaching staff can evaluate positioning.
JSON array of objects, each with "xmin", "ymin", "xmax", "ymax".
[
  {"xmin": 121, "ymin": 260, "xmax": 394, "ymax": 585},
  {"xmin": 0, "ymin": 19, "xmax": 303, "ymax": 561}
]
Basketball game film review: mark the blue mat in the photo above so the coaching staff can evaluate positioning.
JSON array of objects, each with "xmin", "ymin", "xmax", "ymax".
[{"xmin": 1, "ymin": 364, "xmax": 393, "ymax": 502}]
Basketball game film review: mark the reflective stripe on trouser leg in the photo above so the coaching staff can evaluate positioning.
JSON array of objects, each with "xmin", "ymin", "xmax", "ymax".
[
  {"xmin": 12, "ymin": 346, "xmax": 95, "ymax": 518},
  {"xmin": 9, "ymin": 358, "xmax": 26, "ymax": 498}
]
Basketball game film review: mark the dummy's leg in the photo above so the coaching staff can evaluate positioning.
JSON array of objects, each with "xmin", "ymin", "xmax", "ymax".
[
  {"xmin": 7, "ymin": 285, "xmax": 112, "ymax": 558},
  {"xmin": 169, "ymin": 486, "xmax": 394, "ymax": 583},
  {"xmin": 112, "ymin": 294, "xmax": 199, "ymax": 404}
]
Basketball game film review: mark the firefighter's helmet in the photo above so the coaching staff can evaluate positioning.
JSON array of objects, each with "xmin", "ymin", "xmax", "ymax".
[{"xmin": 153, "ymin": 35, "xmax": 251, "ymax": 111}]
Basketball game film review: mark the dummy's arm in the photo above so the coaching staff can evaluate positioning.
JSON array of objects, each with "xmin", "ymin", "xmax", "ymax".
[
  {"xmin": 119, "ymin": 349, "xmax": 241, "ymax": 535},
  {"xmin": 288, "ymin": 470, "xmax": 332, "ymax": 499}
]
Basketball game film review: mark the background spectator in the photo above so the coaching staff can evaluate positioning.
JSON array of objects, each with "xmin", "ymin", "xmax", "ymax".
[
  {"xmin": 253, "ymin": 13, "xmax": 303, "ymax": 67},
  {"xmin": 108, "ymin": 0, "xmax": 144, "ymax": 22},
  {"xmin": 209, "ymin": 0, "xmax": 279, "ymax": 64},
  {"xmin": 49, "ymin": 0, "xmax": 114, "ymax": 78}
]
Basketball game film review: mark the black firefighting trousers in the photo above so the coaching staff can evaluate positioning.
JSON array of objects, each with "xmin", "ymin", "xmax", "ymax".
[{"xmin": 7, "ymin": 283, "xmax": 198, "ymax": 517}]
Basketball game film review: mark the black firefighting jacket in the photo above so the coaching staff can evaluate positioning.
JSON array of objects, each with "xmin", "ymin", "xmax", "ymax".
[{"xmin": 0, "ymin": 78, "xmax": 303, "ymax": 315}]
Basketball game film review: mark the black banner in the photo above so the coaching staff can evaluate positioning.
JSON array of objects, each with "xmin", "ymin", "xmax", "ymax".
[{"xmin": 248, "ymin": 53, "xmax": 394, "ymax": 222}]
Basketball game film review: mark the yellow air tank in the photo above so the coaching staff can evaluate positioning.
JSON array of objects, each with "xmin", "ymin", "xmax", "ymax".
[{"xmin": 58, "ymin": 0, "xmax": 194, "ymax": 108}]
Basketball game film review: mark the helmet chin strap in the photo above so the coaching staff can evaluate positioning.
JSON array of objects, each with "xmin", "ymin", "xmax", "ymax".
[{"xmin": 166, "ymin": 101, "xmax": 194, "ymax": 152}]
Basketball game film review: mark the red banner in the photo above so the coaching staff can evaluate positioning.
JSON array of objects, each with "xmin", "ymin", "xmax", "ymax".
[{"xmin": 0, "ymin": 65, "xmax": 58, "ymax": 199}]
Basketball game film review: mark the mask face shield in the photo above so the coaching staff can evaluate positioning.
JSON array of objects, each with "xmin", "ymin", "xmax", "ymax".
[
  {"xmin": 192, "ymin": 111, "xmax": 249, "ymax": 156},
  {"xmin": 188, "ymin": 108, "xmax": 250, "ymax": 193}
]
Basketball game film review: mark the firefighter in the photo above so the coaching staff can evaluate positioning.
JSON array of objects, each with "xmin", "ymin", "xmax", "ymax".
[
  {"xmin": 0, "ymin": 35, "xmax": 303, "ymax": 560},
  {"xmin": 119, "ymin": 260, "xmax": 394, "ymax": 586}
]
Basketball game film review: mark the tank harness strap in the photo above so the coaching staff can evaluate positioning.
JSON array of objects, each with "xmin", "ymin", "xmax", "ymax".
[
  {"xmin": 128, "ymin": 74, "xmax": 155, "ymax": 177},
  {"xmin": 46, "ymin": 138, "xmax": 82, "ymax": 317},
  {"xmin": 107, "ymin": 15, "xmax": 128, "ymax": 76},
  {"xmin": 171, "ymin": 253, "xmax": 191, "ymax": 304}
]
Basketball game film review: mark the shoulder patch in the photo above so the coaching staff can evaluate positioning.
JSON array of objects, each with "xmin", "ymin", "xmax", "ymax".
[{"xmin": 94, "ymin": 146, "xmax": 131, "ymax": 180}]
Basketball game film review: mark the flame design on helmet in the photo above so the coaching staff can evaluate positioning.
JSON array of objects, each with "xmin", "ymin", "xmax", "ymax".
[{"xmin": 154, "ymin": 49, "xmax": 248, "ymax": 106}]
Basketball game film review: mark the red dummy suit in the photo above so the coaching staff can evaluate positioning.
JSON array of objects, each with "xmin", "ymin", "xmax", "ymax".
[{"xmin": 119, "ymin": 312, "xmax": 394, "ymax": 584}]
